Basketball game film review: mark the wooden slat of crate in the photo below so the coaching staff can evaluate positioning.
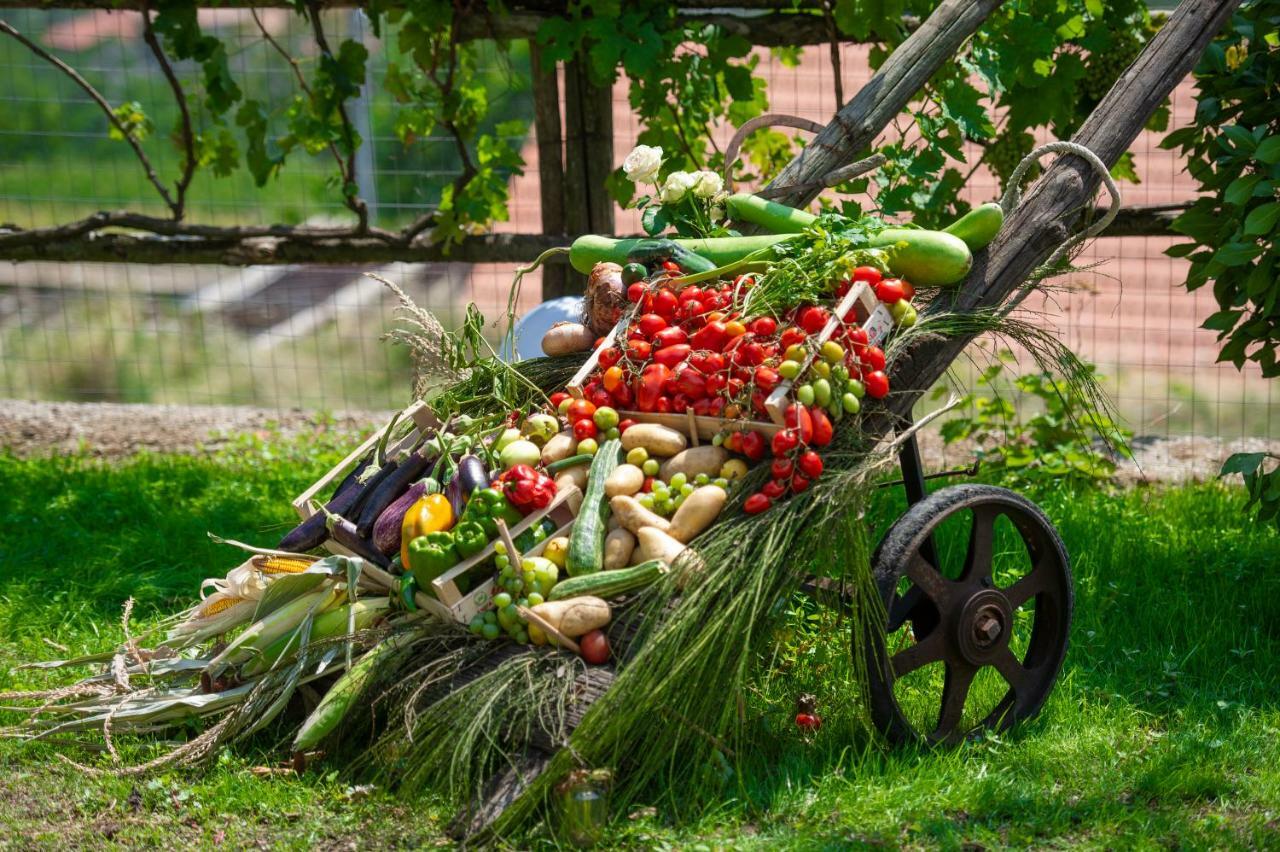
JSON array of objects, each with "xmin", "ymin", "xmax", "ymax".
[
  {"xmin": 429, "ymin": 485, "xmax": 580, "ymax": 612},
  {"xmin": 290, "ymin": 401, "xmax": 442, "ymax": 559},
  {"xmin": 440, "ymin": 516, "xmax": 576, "ymax": 625}
]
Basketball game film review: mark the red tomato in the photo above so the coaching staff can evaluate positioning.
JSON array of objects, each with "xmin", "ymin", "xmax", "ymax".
[
  {"xmin": 579, "ymin": 629, "xmax": 610, "ymax": 665},
  {"xmin": 653, "ymin": 344, "xmax": 692, "ymax": 369},
  {"xmin": 618, "ymin": 418, "xmax": 638, "ymax": 434},
  {"xmin": 566, "ymin": 399, "xmax": 596, "ymax": 422},
  {"xmin": 749, "ymin": 316, "xmax": 776, "ymax": 337},
  {"xmin": 573, "ymin": 418, "xmax": 598, "ymax": 440},
  {"xmin": 744, "ymin": 493, "xmax": 772, "ymax": 514},
  {"xmin": 875, "ymin": 278, "xmax": 906, "ymax": 304},
  {"xmin": 640, "ymin": 475, "xmax": 655, "ymax": 492},
  {"xmin": 864, "ymin": 370, "xmax": 890, "ymax": 399},
  {"xmin": 771, "ymin": 429, "xmax": 799, "ymax": 456},
  {"xmin": 690, "ymin": 321, "xmax": 729, "ymax": 352},
  {"xmin": 594, "ymin": 337, "xmax": 607, "ymax": 350},
  {"xmin": 861, "ymin": 346, "xmax": 886, "ymax": 373},
  {"xmin": 637, "ymin": 313, "xmax": 667, "ymax": 338},
  {"xmin": 790, "ymin": 473, "xmax": 810, "ymax": 493},
  {"xmin": 598, "ymin": 347, "xmax": 621, "ymax": 368},
  {"xmin": 678, "ymin": 300, "xmax": 706, "ymax": 323},
  {"xmin": 669, "ymin": 393, "xmax": 691, "ymax": 413},
  {"xmin": 741, "ymin": 430, "xmax": 766, "ymax": 461},
  {"xmin": 690, "ymin": 351, "xmax": 725, "ymax": 374},
  {"xmin": 706, "ymin": 372, "xmax": 728, "ymax": 394},
  {"xmin": 798, "ymin": 450, "xmax": 823, "ymax": 479},
  {"xmin": 589, "ymin": 387, "xmax": 612, "ymax": 409},
  {"xmin": 653, "ymin": 396, "xmax": 672, "ymax": 413},
  {"xmin": 900, "ymin": 280, "xmax": 916, "ymax": 300},
  {"xmin": 755, "ymin": 365, "xmax": 781, "ymax": 392},
  {"xmin": 797, "ymin": 306, "xmax": 829, "ymax": 335},
  {"xmin": 852, "ymin": 265, "xmax": 883, "ymax": 285},
  {"xmin": 724, "ymin": 431, "xmax": 744, "ymax": 453},
  {"xmin": 845, "ymin": 327, "xmax": 869, "ymax": 351},
  {"xmin": 652, "ymin": 288, "xmax": 678, "ymax": 318},
  {"xmin": 809, "ymin": 407, "xmax": 833, "ymax": 447},
  {"xmin": 635, "ymin": 364, "xmax": 671, "ymax": 411},
  {"xmin": 707, "ymin": 396, "xmax": 726, "ymax": 416},
  {"xmin": 771, "ymin": 458, "xmax": 794, "ymax": 480},
  {"xmin": 653, "ymin": 326, "xmax": 688, "ymax": 348},
  {"xmin": 785, "ymin": 404, "xmax": 813, "ymax": 444},
  {"xmin": 549, "ymin": 391, "xmax": 569, "ymax": 409},
  {"xmin": 692, "ymin": 397, "xmax": 713, "ymax": 417},
  {"xmin": 762, "ymin": 479, "xmax": 787, "ymax": 500},
  {"xmin": 835, "ymin": 278, "xmax": 851, "ymax": 297},
  {"xmin": 661, "ymin": 260, "xmax": 681, "ymax": 273},
  {"xmin": 626, "ymin": 282, "xmax": 646, "ymax": 303},
  {"xmin": 731, "ymin": 340, "xmax": 766, "ymax": 368},
  {"xmin": 673, "ymin": 363, "xmax": 708, "ymax": 399},
  {"xmin": 611, "ymin": 381, "xmax": 634, "ymax": 407},
  {"xmin": 751, "ymin": 390, "xmax": 769, "ymax": 416},
  {"xmin": 625, "ymin": 339, "xmax": 652, "ymax": 362},
  {"xmin": 679, "ymin": 286, "xmax": 704, "ymax": 304},
  {"xmin": 780, "ymin": 327, "xmax": 807, "ymax": 350}
]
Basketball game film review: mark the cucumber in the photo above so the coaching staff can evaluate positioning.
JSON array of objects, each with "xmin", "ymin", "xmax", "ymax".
[
  {"xmin": 870, "ymin": 228, "xmax": 972, "ymax": 288},
  {"xmin": 725, "ymin": 192, "xmax": 818, "ymax": 234},
  {"xmin": 548, "ymin": 559, "xmax": 667, "ymax": 601},
  {"xmin": 569, "ymin": 228, "xmax": 972, "ymax": 287},
  {"xmin": 569, "ymin": 234, "xmax": 788, "ymax": 275},
  {"xmin": 565, "ymin": 439, "xmax": 622, "ymax": 576},
  {"xmin": 944, "ymin": 201, "xmax": 1004, "ymax": 251}
]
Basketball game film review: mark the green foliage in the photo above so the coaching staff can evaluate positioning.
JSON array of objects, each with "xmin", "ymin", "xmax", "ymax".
[
  {"xmin": 940, "ymin": 359, "xmax": 1131, "ymax": 483},
  {"xmin": 1161, "ymin": 1, "xmax": 1280, "ymax": 377},
  {"xmin": 1220, "ymin": 451, "xmax": 1280, "ymax": 532}
]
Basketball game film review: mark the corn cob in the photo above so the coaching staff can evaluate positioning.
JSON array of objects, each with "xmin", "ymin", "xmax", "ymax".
[
  {"xmin": 242, "ymin": 598, "xmax": 391, "ymax": 677},
  {"xmin": 204, "ymin": 587, "xmax": 340, "ymax": 677},
  {"xmin": 253, "ymin": 555, "xmax": 317, "ymax": 575}
]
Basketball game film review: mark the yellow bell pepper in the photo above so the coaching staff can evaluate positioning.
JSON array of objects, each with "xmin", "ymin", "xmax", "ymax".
[{"xmin": 400, "ymin": 493, "xmax": 454, "ymax": 569}]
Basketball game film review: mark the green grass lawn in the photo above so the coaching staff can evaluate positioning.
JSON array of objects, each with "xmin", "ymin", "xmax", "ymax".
[{"xmin": 1, "ymin": 436, "xmax": 1279, "ymax": 849}]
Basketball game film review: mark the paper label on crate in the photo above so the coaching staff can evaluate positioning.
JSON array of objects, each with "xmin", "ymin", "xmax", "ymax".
[
  {"xmin": 449, "ymin": 578, "xmax": 498, "ymax": 624},
  {"xmin": 864, "ymin": 305, "xmax": 894, "ymax": 346}
]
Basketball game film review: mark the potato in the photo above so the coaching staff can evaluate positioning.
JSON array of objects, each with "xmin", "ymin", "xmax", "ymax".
[
  {"xmin": 667, "ymin": 485, "xmax": 727, "ymax": 543},
  {"xmin": 604, "ymin": 464, "xmax": 645, "ymax": 497},
  {"xmin": 541, "ymin": 430, "xmax": 578, "ymax": 465},
  {"xmin": 620, "ymin": 423, "xmax": 687, "ymax": 457},
  {"xmin": 555, "ymin": 464, "xmax": 589, "ymax": 513},
  {"xmin": 541, "ymin": 322, "xmax": 595, "ymax": 356},
  {"xmin": 659, "ymin": 446, "xmax": 729, "ymax": 482},
  {"xmin": 610, "ymin": 495, "xmax": 671, "ymax": 534},
  {"xmin": 634, "ymin": 527, "xmax": 704, "ymax": 588},
  {"xmin": 603, "ymin": 527, "xmax": 636, "ymax": 570},
  {"xmin": 530, "ymin": 596, "xmax": 611, "ymax": 638}
]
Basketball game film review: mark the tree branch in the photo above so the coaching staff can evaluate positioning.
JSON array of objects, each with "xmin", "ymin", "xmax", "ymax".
[
  {"xmin": 0, "ymin": 18, "xmax": 177, "ymax": 212},
  {"xmin": 306, "ymin": 1, "xmax": 369, "ymax": 231},
  {"xmin": 765, "ymin": 0, "xmax": 1006, "ymax": 209},
  {"xmin": 140, "ymin": 1, "xmax": 196, "ymax": 220}
]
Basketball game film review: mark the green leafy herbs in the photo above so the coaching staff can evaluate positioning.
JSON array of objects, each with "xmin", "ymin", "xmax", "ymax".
[
  {"xmin": 938, "ymin": 357, "xmax": 1132, "ymax": 484},
  {"xmin": 1161, "ymin": 0, "xmax": 1280, "ymax": 378}
]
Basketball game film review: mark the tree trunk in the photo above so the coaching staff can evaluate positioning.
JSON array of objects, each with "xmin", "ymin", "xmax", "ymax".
[{"xmin": 530, "ymin": 42, "xmax": 568, "ymax": 300}]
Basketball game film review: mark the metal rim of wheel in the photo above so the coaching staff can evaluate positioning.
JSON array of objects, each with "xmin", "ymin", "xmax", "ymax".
[{"xmin": 862, "ymin": 484, "xmax": 1073, "ymax": 746}]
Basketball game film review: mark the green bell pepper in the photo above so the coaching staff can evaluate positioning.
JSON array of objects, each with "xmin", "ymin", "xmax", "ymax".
[
  {"xmin": 407, "ymin": 531, "xmax": 458, "ymax": 587},
  {"xmin": 463, "ymin": 487, "xmax": 523, "ymax": 537},
  {"xmin": 452, "ymin": 520, "xmax": 489, "ymax": 558}
]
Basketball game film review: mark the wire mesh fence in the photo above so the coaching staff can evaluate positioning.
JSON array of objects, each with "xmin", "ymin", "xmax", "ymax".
[{"xmin": 0, "ymin": 11, "xmax": 1275, "ymax": 458}]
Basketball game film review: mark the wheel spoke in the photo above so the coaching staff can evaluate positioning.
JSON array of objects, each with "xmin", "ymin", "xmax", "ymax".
[
  {"xmin": 889, "ymin": 631, "xmax": 944, "ymax": 679},
  {"xmin": 903, "ymin": 552, "xmax": 953, "ymax": 607},
  {"xmin": 887, "ymin": 586, "xmax": 923, "ymax": 632},
  {"xmin": 991, "ymin": 646, "xmax": 1034, "ymax": 696},
  {"xmin": 1002, "ymin": 560, "xmax": 1051, "ymax": 609},
  {"xmin": 934, "ymin": 662, "xmax": 976, "ymax": 739},
  {"xmin": 961, "ymin": 505, "xmax": 997, "ymax": 586}
]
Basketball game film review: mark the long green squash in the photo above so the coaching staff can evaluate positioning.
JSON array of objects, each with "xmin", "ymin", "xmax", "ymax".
[
  {"xmin": 549, "ymin": 559, "xmax": 667, "ymax": 600},
  {"xmin": 565, "ymin": 439, "xmax": 621, "ymax": 577}
]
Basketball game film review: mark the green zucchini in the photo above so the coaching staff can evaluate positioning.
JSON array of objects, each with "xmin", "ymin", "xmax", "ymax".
[
  {"xmin": 944, "ymin": 201, "xmax": 1004, "ymax": 251},
  {"xmin": 547, "ymin": 453, "xmax": 594, "ymax": 473},
  {"xmin": 549, "ymin": 559, "xmax": 667, "ymax": 601},
  {"xmin": 565, "ymin": 439, "xmax": 622, "ymax": 576},
  {"xmin": 569, "ymin": 235, "xmax": 788, "ymax": 275},
  {"xmin": 725, "ymin": 192, "xmax": 818, "ymax": 233},
  {"xmin": 569, "ymin": 228, "xmax": 972, "ymax": 287}
]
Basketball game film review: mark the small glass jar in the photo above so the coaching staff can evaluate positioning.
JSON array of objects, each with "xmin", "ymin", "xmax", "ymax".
[{"xmin": 556, "ymin": 768, "xmax": 613, "ymax": 847}]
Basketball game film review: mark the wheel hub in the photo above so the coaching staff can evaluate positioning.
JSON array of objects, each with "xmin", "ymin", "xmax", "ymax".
[{"xmin": 955, "ymin": 590, "xmax": 1012, "ymax": 665}]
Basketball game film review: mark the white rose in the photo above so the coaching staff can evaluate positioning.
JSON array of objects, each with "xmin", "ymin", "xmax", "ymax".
[
  {"xmin": 661, "ymin": 171, "xmax": 695, "ymax": 203},
  {"xmin": 622, "ymin": 145, "xmax": 663, "ymax": 184},
  {"xmin": 692, "ymin": 170, "xmax": 723, "ymax": 199}
]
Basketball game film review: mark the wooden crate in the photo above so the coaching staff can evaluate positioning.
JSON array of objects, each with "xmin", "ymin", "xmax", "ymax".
[
  {"xmin": 291, "ymin": 400, "xmax": 442, "ymax": 559},
  {"xmin": 428, "ymin": 485, "xmax": 580, "ymax": 624}
]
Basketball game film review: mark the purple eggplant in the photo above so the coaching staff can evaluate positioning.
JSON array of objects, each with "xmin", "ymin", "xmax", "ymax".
[
  {"xmin": 277, "ymin": 458, "xmax": 397, "ymax": 553},
  {"xmin": 372, "ymin": 479, "xmax": 429, "ymax": 556},
  {"xmin": 356, "ymin": 450, "xmax": 434, "ymax": 539},
  {"xmin": 443, "ymin": 454, "xmax": 490, "ymax": 517},
  {"xmin": 329, "ymin": 515, "xmax": 391, "ymax": 568},
  {"xmin": 329, "ymin": 451, "xmax": 373, "ymax": 502}
]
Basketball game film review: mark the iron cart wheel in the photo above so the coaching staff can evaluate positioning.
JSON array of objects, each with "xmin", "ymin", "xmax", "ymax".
[{"xmin": 863, "ymin": 484, "xmax": 1073, "ymax": 745}]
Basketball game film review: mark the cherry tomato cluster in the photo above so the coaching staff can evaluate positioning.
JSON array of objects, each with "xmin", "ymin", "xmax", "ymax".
[{"xmin": 575, "ymin": 262, "xmax": 916, "ymax": 516}]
